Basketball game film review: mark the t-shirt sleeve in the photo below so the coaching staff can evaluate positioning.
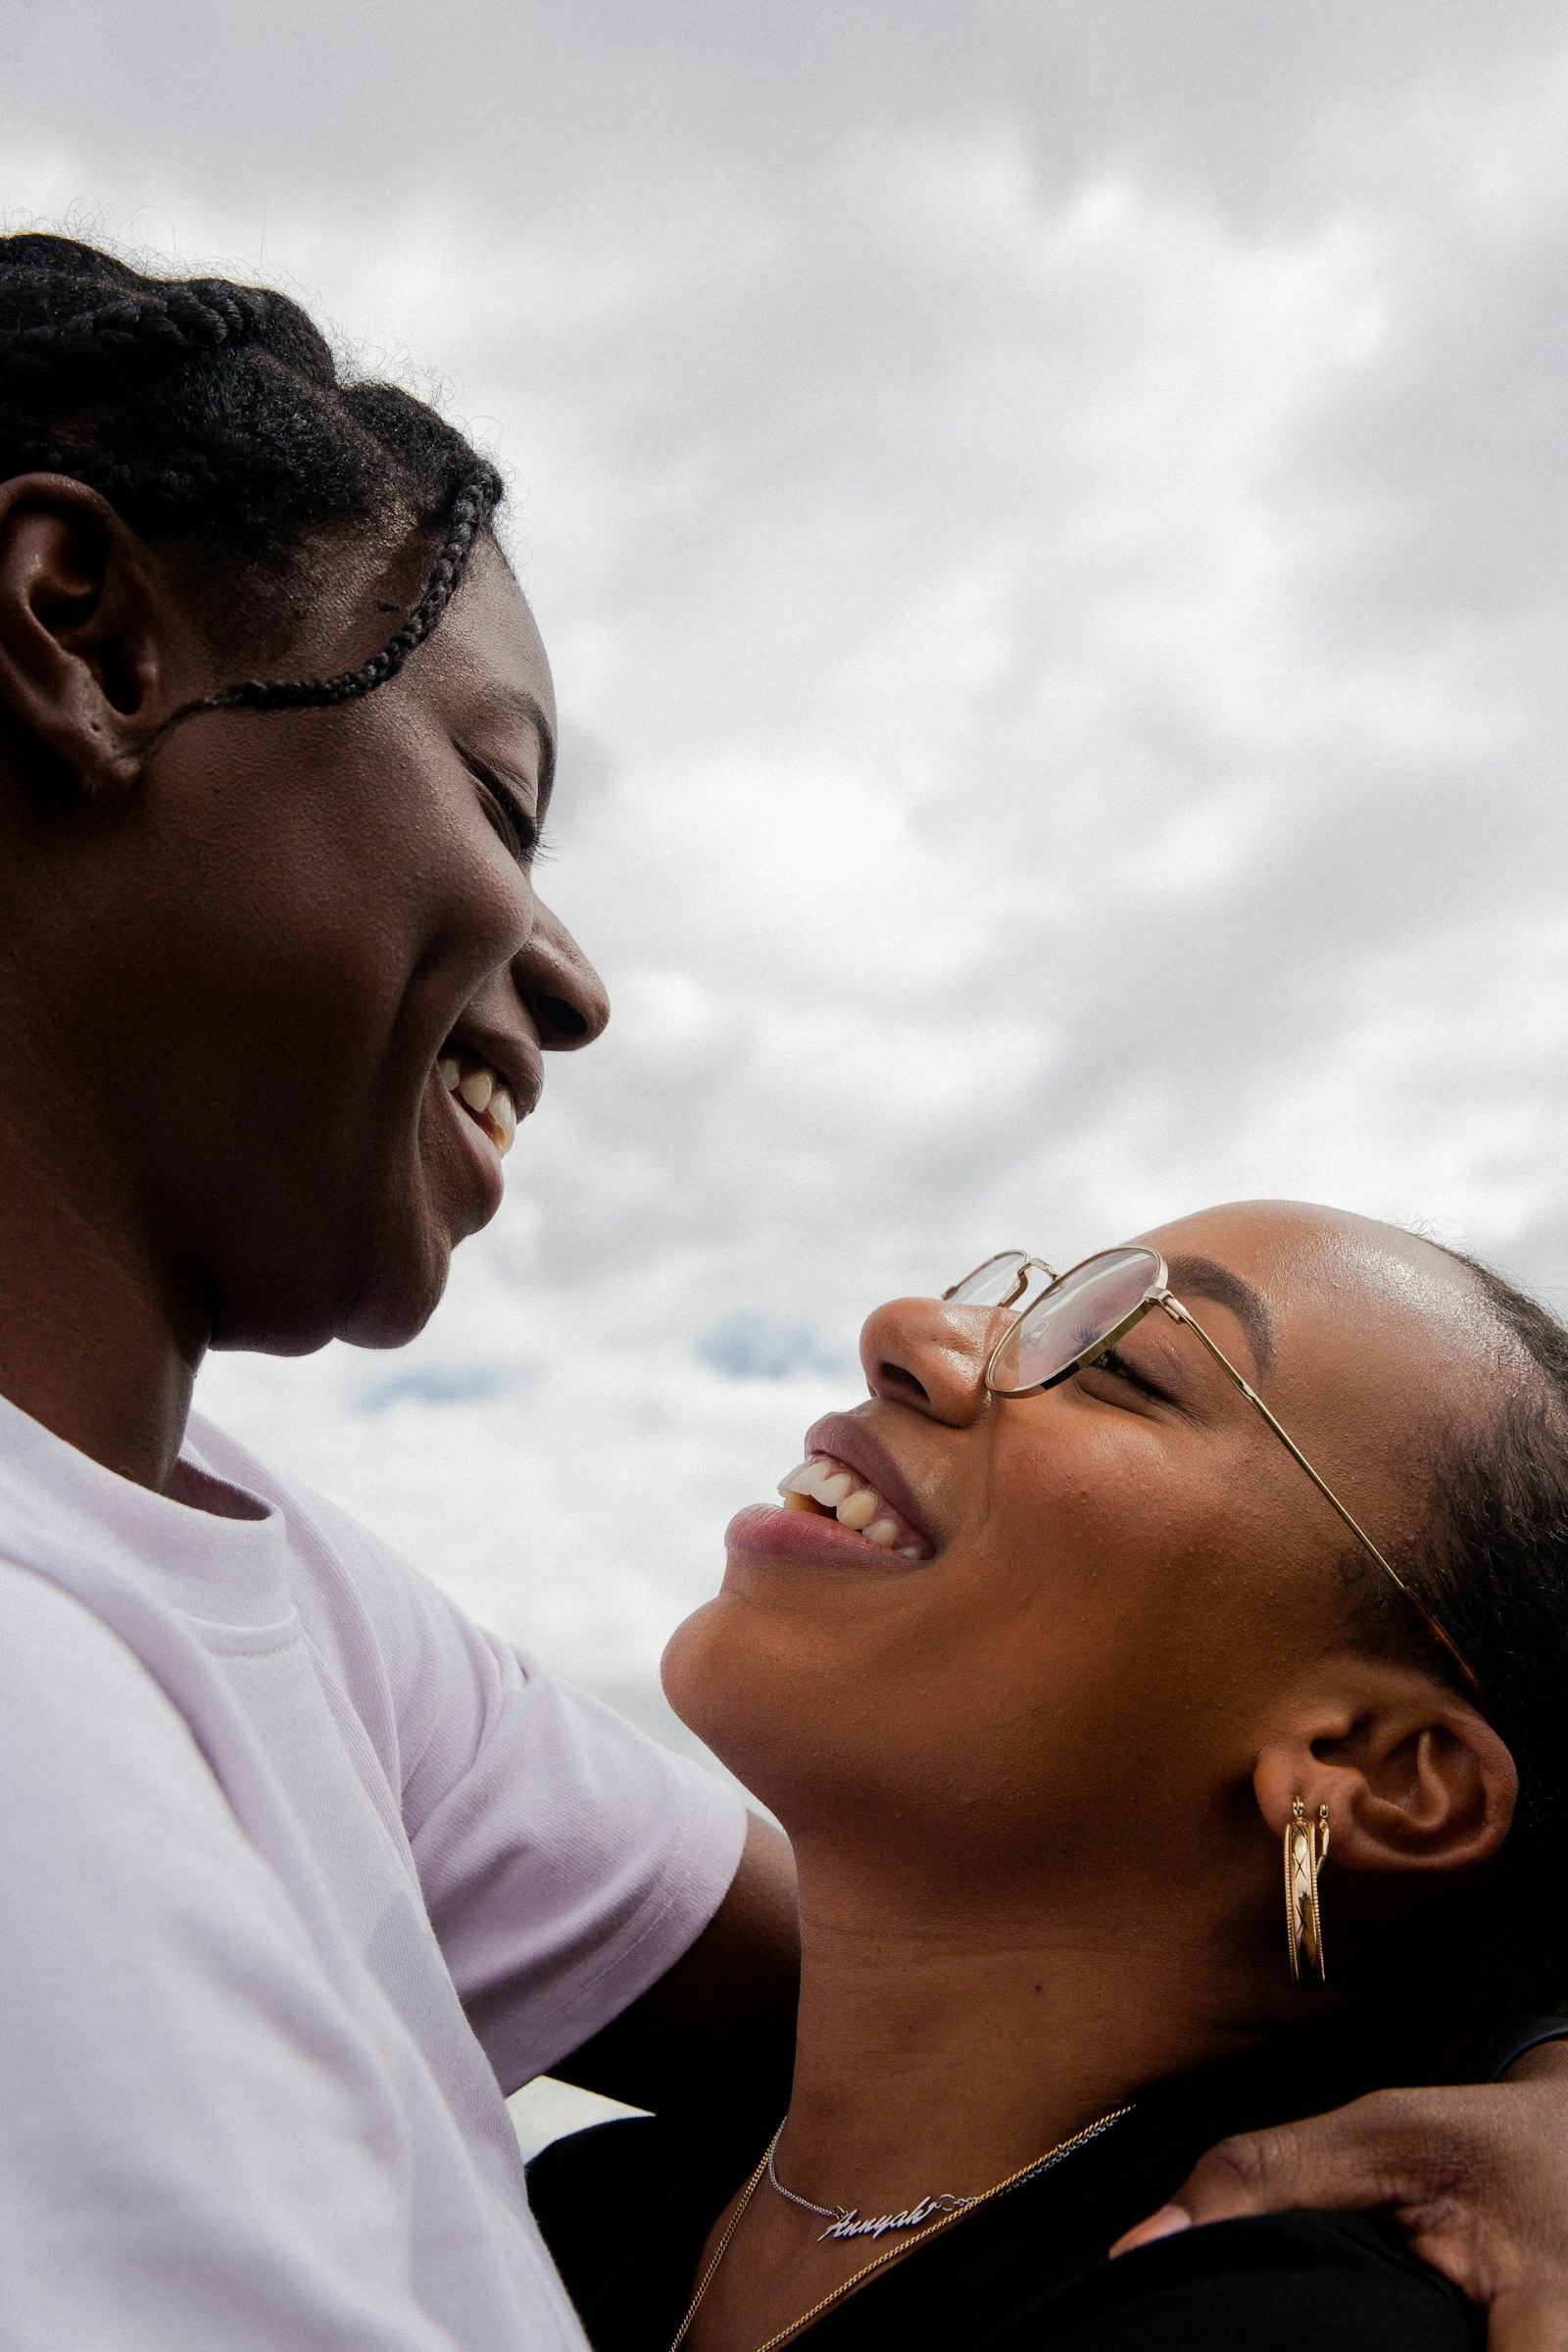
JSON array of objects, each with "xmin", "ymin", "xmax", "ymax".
[
  {"xmin": 0, "ymin": 1560, "xmax": 497, "ymax": 2352},
  {"xmin": 286, "ymin": 1486, "xmax": 750, "ymax": 2091},
  {"xmin": 1036, "ymin": 2212, "xmax": 1483, "ymax": 2352}
]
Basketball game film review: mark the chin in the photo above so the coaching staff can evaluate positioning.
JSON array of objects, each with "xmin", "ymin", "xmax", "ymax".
[
  {"xmin": 661, "ymin": 1597, "xmax": 839, "ymax": 1820},
  {"xmin": 331, "ymin": 1147, "xmax": 468, "ymax": 1348},
  {"xmin": 338, "ymin": 1236, "xmax": 453, "ymax": 1350},
  {"xmin": 660, "ymin": 1603, "xmax": 717, "ymax": 1733},
  {"xmin": 223, "ymin": 1204, "xmax": 453, "ymax": 1358},
  {"xmin": 661, "ymin": 1600, "xmax": 770, "ymax": 1770},
  {"xmin": 201, "ymin": 1130, "xmax": 460, "ymax": 1354}
]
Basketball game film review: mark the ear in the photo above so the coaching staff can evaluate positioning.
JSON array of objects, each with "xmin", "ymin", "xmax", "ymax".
[
  {"xmin": 0, "ymin": 474, "xmax": 167, "ymax": 799},
  {"xmin": 1254, "ymin": 1656, "xmax": 1517, "ymax": 1885}
]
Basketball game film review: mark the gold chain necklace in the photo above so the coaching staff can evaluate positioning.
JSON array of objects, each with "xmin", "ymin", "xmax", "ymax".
[{"xmin": 667, "ymin": 2103, "xmax": 1134, "ymax": 2352}]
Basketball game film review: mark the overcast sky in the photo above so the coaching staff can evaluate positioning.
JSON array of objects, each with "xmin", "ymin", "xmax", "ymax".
[{"xmin": 6, "ymin": 0, "xmax": 1568, "ymax": 1753}]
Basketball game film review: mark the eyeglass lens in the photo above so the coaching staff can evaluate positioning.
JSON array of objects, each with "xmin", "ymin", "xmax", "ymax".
[
  {"xmin": 946, "ymin": 1250, "xmax": 1032, "ymax": 1307},
  {"xmin": 988, "ymin": 1247, "xmax": 1163, "ymax": 1395}
]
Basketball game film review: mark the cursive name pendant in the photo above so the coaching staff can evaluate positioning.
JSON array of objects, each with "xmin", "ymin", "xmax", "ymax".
[
  {"xmin": 815, "ymin": 2194, "xmax": 969, "ymax": 2243},
  {"xmin": 768, "ymin": 2139, "xmax": 975, "ymax": 2241}
]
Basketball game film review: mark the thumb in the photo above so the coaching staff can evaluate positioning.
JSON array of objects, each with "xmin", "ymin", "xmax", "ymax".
[
  {"xmin": 1111, "ymin": 2088, "xmax": 1433, "ymax": 2256},
  {"xmin": 1109, "ymin": 2078, "xmax": 1568, "ymax": 2342}
]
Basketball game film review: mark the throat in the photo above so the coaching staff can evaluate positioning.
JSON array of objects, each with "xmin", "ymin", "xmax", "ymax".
[{"xmin": 774, "ymin": 1881, "xmax": 1252, "ymax": 2227}]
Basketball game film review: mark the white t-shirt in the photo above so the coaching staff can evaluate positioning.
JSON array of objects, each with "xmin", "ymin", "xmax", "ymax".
[{"xmin": 0, "ymin": 1392, "xmax": 748, "ymax": 2351}]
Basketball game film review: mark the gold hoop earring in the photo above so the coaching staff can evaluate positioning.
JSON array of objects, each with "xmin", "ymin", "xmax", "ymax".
[{"xmin": 1284, "ymin": 1796, "xmax": 1330, "ymax": 1985}]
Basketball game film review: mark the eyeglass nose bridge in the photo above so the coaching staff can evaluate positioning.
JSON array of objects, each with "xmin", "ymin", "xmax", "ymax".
[
  {"xmin": 1010, "ymin": 1254, "xmax": 1059, "ymax": 1305},
  {"xmin": 943, "ymin": 1250, "xmax": 1060, "ymax": 1312}
]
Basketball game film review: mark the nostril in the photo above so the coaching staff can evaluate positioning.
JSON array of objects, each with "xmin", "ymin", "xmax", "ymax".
[
  {"xmin": 879, "ymin": 1362, "xmax": 930, "ymax": 1403},
  {"xmin": 535, "ymin": 994, "xmax": 590, "ymax": 1040}
]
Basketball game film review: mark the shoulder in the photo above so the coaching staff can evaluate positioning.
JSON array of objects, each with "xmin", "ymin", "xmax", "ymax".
[
  {"xmin": 185, "ymin": 1412, "xmax": 494, "ymax": 1770},
  {"xmin": 1017, "ymin": 2209, "xmax": 1482, "ymax": 2352},
  {"xmin": 185, "ymin": 1410, "xmax": 434, "ymax": 1641},
  {"xmin": 0, "ymin": 1551, "xmax": 199, "ymax": 1771},
  {"xmin": 0, "ymin": 1557, "xmax": 351, "ymax": 2034},
  {"xmin": 186, "ymin": 1411, "xmax": 551, "ymax": 1725}
]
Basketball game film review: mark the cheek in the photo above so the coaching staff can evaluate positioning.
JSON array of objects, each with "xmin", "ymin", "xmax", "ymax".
[
  {"xmin": 231, "ymin": 789, "xmax": 528, "ymax": 1110},
  {"xmin": 211, "ymin": 710, "xmax": 529, "ymax": 994},
  {"xmin": 665, "ymin": 1423, "xmax": 1281, "ymax": 1846}
]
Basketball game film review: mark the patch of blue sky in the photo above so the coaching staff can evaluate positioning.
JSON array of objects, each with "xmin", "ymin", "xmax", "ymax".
[
  {"xmin": 698, "ymin": 1312, "xmax": 848, "ymax": 1383},
  {"xmin": 357, "ymin": 1365, "xmax": 514, "ymax": 1414}
]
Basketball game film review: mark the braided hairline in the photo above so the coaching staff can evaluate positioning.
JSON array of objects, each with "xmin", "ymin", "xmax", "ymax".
[
  {"xmin": 2, "ymin": 249, "xmax": 503, "ymax": 740},
  {"xmin": 144, "ymin": 461, "xmax": 503, "ymax": 747},
  {"xmin": 0, "ymin": 279, "xmax": 271, "ymax": 386}
]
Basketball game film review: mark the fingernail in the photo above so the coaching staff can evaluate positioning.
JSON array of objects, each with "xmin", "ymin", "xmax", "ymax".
[{"xmin": 1108, "ymin": 2205, "xmax": 1193, "ymax": 2257}]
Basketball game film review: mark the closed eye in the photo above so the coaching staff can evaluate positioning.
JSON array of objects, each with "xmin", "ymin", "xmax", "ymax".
[
  {"xmin": 462, "ymin": 754, "xmax": 543, "ymax": 866},
  {"xmin": 1082, "ymin": 1346, "xmax": 1168, "ymax": 1404}
]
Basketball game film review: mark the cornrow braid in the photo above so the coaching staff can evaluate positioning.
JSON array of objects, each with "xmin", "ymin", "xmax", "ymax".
[
  {"xmin": 149, "ymin": 459, "xmax": 502, "ymax": 746},
  {"xmin": 0, "ymin": 278, "xmax": 271, "ymax": 387},
  {"xmin": 0, "ymin": 231, "xmax": 506, "ymax": 723}
]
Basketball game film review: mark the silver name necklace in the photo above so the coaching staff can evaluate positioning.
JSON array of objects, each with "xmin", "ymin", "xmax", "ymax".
[
  {"xmin": 671, "ymin": 2105, "xmax": 1135, "ymax": 2352},
  {"xmin": 765, "ymin": 2108, "xmax": 1122, "ymax": 2242},
  {"xmin": 767, "ymin": 2134, "xmax": 967, "ymax": 2240}
]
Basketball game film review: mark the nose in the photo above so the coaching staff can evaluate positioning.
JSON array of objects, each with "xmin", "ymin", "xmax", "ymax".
[
  {"xmin": 514, "ymin": 899, "xmax": 610, "ymax": 1052},
  {"xmin": 858, "ymin": 1297, "xmax": 1001, "ymax": 1427}
]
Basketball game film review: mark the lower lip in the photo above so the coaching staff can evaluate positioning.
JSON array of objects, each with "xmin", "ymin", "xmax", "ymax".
[
  {"xmin": 725, "ymin": 1502, "xmax": 926, "ymax": 1574},
  {"xmin": 437, "ymin": 1080, "xmax": 506, "ymax": 1222}
]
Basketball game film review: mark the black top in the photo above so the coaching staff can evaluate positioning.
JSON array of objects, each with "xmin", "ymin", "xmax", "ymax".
[{"xmin": 528, "ymin": 2029, "xmax": 1482, "ymax": 2351}]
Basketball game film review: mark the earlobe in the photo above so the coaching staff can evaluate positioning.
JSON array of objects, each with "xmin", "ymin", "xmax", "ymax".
[{"xmin": 0, "ymin": 475, "xmax": 163, "ymax": 800}]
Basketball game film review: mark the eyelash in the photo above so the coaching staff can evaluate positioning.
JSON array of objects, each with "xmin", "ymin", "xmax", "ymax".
[
  {"xmin": 1086, "ymin": 1346, "xmax": 1165, "ymax": 1403},
  {"xmin": 464, "ymin": 758, "xmax": 545, "ymax": 867}
]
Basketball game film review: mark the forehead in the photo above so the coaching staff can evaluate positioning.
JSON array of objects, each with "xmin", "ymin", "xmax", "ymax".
[
  {"xmin": 1136, "ymin": 1200, "xmax": 1508, "ymax": 1418},
  {"xmin": 417, "ymin": 536, "xmax": 556, "ymax": 741}
]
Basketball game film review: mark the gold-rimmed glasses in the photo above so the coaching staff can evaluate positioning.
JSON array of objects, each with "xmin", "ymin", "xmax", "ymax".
[{"xmin": 944, "ymin": 1247, "xmax": 1481, "ymax": 1698}]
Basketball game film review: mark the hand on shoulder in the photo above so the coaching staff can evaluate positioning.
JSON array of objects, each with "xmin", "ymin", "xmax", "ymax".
[{"xmin": 1114, "ymin": 2045, "xmax": 1568, "ymax": 2352}]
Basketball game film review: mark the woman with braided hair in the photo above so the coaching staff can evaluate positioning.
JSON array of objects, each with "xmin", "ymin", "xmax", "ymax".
[{"xmin": 0, "ymin": 232, "xmax": 797, "ymax": 2350}]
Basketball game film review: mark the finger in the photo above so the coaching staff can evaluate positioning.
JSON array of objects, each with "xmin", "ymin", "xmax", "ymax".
[
  {"xmin": 1109, "ymin": 2090, "xmax": 1454, "ymax": 2246},
  {"xmin": 1110, "ymin": 2205, "xmax": 1193, "ymax": 2256}
]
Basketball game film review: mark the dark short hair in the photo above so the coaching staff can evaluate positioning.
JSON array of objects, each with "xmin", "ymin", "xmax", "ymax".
[
  {"xmin": 0, "ymin": 232, "xmax": 502, "ymax": 724},
  {"xmin": 1353, "ymin": 1247, "xmax": 1568, "ymax": 2022}
]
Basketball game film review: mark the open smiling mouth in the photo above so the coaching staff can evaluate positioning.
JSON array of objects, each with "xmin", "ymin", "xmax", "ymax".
[
  {"xmin": 437, "ymin": 1051, "xmax": 518, "ymax": 1157},
  {"xmin": 775, "ymin": 1452, "xmax": 932, "ymax": 1559}
]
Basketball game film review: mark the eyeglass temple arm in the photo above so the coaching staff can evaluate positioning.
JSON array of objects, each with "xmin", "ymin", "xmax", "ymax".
[{"xmin": 1158, "ymin": 1298, "xmax": 1482, "ymax": 1697}]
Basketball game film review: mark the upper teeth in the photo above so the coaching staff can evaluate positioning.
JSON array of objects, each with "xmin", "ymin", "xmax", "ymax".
[
  {"xmin": 776, "ymin": 1454, "xmax": 927, "ymax": 1558},
  {"xmin": 438, "ymin": 1055, "xmax": 517, "ymax": 1157}
]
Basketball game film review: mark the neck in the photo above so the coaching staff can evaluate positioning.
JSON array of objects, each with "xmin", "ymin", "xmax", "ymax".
[
  {"xmin": 777, "ymin": 1845, "xmax": 1268, "ymax": 2211},
  {"xmin": 0, "ymin": 1103, "xmax": 201, "ymax": 1490}
]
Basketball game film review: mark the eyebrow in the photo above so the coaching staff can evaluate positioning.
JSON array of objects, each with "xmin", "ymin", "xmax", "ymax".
[
  {"xmin": 1163, "ymin": 1254, "xmax": 1275, "ymax": 1382},
  {"xmin": 480, "ymin": 687, "xmax": 556, "ymax": 811}
]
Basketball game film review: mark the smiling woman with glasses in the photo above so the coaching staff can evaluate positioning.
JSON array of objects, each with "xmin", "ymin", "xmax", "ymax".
[{"xmin": 532, "ymin": 1200, "xmax": 1568, "ymax": 2352}]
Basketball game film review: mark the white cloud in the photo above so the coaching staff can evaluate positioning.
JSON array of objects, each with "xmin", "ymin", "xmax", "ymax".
[{"xmin": 9, "ymin": 0, "xmax": 1568, "ymax": 1740}]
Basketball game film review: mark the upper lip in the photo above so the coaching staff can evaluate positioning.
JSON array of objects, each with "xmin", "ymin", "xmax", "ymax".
[
  {"xmin": 803, "ymin": 1410, "xmax": 941, "ymax": 1553},
  {"xmin": 442, "ymin": 1018, "xmax": 545, "ymax": 1122}
]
